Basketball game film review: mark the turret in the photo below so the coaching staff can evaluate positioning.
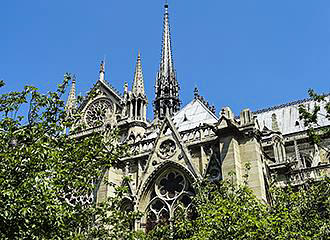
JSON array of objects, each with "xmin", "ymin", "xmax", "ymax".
[{"xmin": 127, "ymin": 52, "xmax": 148, "ymax": 122}]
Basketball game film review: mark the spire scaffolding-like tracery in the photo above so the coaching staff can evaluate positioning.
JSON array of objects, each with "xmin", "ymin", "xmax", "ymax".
[{"xmin": 153, "ymin": 2, "xmax": 180, "ymax": 120}]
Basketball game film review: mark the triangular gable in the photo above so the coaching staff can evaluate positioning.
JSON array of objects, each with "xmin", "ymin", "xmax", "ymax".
[
  {"xmin": 216, "ymin": 115, "xmax": 239, "ymax": 129},
  {"xmin": 79, "ymin": 80, "xmax": 123, "ymax": 112},
  {"xmin": 137, "ymin": 115, "xmax": 201, "ymax": 197},
  {"xmin": 217, "ymin": 116, "xmax": 229, "ymax": 129},
  {"xmin": 203, "ymin": 150, "xmax": 222, "ymax": 181}
]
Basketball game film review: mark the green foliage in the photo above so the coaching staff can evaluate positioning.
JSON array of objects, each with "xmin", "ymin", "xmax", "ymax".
[
  {"xmin": 268, "ymin": 179, "xmax": 330, "ymax": 240},
  {"xmin": 1, "ymin": 80, "xmax": 329, "ymax": 239},
  {"xmin": 140, "ymin": 178, "xmax": 330, "ymax": 240},
  {"xmin": 298, "ymin": 89, "xmax": 330, "ymax": 145},
  {"xmin": 0, "ymin": 75, "xmax": 137, "ymax": 239}
]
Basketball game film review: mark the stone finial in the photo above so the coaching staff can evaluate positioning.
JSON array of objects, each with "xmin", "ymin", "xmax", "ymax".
[
  {"xmin": 99, "ymin": 60, "xmax": 105, "ymax": 82},
  {"xmin": 221, "ymin": 107, "xmax": 234, "ymax": 120},
  {"xmin": 194, "ymin": 87, "xmax": 199, "ymax": 99},
  {"xmin": 210, "ymin": 105, "xmax": 216, "ymax": 114},
  {"xmin": 124, "ymin": 82, "xmax": 128, "ymax": 95},
  {"xmin": 240, "ymin": 108, "xmax": 253, "ymax": 126}
]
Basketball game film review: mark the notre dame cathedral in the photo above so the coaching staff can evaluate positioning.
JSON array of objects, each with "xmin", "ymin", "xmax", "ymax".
[{"xmin": 65, "ymin": 3, "xmax": 330, "ymax": 230}]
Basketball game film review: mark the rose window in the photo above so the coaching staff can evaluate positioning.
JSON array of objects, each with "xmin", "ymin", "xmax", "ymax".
[
  {"xmin": 146, "ymin": 170, "xmax": 194, "ymax": 230},
  {"xmin": 85, "ymin": 99, "xmax": 113, "ymax": 128},
  {"xmin": 158, "ymin": 140, "xmax": 176, "ymax": 159}
]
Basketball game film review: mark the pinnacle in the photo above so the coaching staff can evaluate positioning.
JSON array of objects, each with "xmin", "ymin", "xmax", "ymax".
[
  {"xmin": 65, "ymin": 75, "xmax": 77, "ymax": 113},
  {"xmin": 132, "ymin": 52, "xmax": 145, "ymax": 97}
]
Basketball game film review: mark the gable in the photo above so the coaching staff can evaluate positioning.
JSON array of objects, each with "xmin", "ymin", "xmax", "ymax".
[
  {"xmin": 79, "ymin": 80, "xmax": 123, "ymax": 112},
  {"xmin": 137, "ymin": 115, "xmax": 201, "ymax": 198},
  {"xmin": 76, "ymin": 80, "xmax": 124, "ymax": 130}
]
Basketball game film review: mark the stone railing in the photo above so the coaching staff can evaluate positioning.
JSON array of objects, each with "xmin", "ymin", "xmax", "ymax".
[
  {"xmin": 128, "ymin": 126, "xmax": 217, "ymax": 156},
  {"xmin": 287, "ymin": 164, "xmax": 330, "ymax": 185},
  {"xmin": 180, "ymin": 126, "xmax": 216, "ymax": 143},
  {"xmin": 129, "ymin": 139, "xmax": 155, "ymax": 156}
]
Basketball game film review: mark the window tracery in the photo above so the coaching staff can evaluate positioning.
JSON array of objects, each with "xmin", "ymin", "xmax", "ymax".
[
  {"xmin": 85, "ymin": 98, "xmax": 113, "ymax": 128},
  {"xmin": 158, "ymin": 139, "xmax": 176, "ymax": 159},
  {"xmin": 146, "ymin": 169, "xmax": 194, "ymax": 230}
]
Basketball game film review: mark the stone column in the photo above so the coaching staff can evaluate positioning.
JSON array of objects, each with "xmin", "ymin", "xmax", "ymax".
[
  {"xmin": 130, "ymin": 102, "xmax": 133, "ymax": 119},
  {"xmin": 200, "ymin": 145, "xmax": 207, "ymax": 175},
  {"xmin": 240, "ymin": 137, "xmax": 266, "ymax": 201},
  {"xmin": 144, "ymin": 104, "xmax": 147, "ymax": 121},
  {"xmin": 220, "ymin": 136, "xmax": 242, "ymax": 184},
  {"xmin": 135, "ymin": 100, "xmax": 138, "ymax": 120}
]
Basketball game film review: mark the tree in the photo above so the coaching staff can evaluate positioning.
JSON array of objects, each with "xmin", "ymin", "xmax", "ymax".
[
  {"xmin": 299, "ymin": 89, "xmax": 330, "ymax": 148},
  {"xmin": 1, "ymin": 79, "xmax": 329, "ymax": 239},
  {"xmin": 140, "ymin": 176, "xmax": 329, "ymax": 240},
  {"xmin": 0, "ymin": 75, "xmax": 140, "ymax": 239}
]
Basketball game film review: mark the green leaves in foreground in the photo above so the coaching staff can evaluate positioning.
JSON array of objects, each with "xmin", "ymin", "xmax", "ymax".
[
  {"xmin": 0, "ymin": 75, "xmax": 137, "ymax": 239},
  {"xmin": 143, "ymin": 178, "xmax": 329, "ymax": 240}
]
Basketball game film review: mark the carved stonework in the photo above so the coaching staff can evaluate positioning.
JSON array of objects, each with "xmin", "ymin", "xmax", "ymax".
[
  {"xmin": 64, "ymin": 185, "xmax": 94, "ymax": 207},
  {"xmin": 146, "ymin": 170, "xmax": 194, "ymax": 230},
  {"xmin": 158, "ymin": 139, "xmax": 176, "ymax": 159},
  {"xmin": 205, "ymin": 145, "xmax": 222, "ymax": 181},
  {"xmin": 85, "ymin": 98, "xmax": 113, "ymax": 128}
]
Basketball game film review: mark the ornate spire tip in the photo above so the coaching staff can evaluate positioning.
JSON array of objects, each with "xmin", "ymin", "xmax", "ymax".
[{"xmin": 164, "ymin": 0, "xmax": 169, "ymax": 10}]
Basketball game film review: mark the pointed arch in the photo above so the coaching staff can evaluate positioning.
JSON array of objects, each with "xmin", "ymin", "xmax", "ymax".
[{"xmin": 138, "ymin": 161, "xmax": 195, "ymax": 231}]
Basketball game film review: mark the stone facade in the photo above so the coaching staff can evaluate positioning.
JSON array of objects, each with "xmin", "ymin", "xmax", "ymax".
[{"xmin": 66, "ymin": 3, "xmax": 330, "ymax": 231}]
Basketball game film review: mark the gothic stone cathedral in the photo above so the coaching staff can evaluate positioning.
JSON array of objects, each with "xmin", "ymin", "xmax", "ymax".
[{"xmin": 65, "ymin": 3, "xmax": 330, "ymax": 230}]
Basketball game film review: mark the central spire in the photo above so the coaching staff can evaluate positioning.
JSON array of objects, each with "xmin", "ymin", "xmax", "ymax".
[
  {"xmin": 160, "ymin": 2, "xmax": 173, "ymax": 79},
  {"xmin": 153, "ymin": 2, "xmax": 180, "ymax": 120}
]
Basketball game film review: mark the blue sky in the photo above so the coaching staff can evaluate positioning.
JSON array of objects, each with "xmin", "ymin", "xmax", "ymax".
[{"xmin": 1, "ymin": 0, "xmax": 330, "ymax": 120}]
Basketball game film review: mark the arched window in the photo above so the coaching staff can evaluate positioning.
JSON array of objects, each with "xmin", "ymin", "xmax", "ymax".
[
  {"xmin": 146, "ymin": 169, "xmax": 194, "ymax": 231},
  {"xmin": 121, "ymin": 198, "xmax": 135, "ymax": 230}
]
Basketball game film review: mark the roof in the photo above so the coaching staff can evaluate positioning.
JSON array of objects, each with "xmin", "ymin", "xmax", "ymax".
[
  {"xmin": 172, "ymin": 98, "xmax": 218, "ymax": 132},
  {"xmin": 255, "ymin": 96, "xmax": 330, "ymax": 135},
  {"xmin": 253, "ymin": 93, "xmax": 330, "ymax": 114},
  {"xmin": 253, "ymin": 98, "xmax": 311, "ymax": 115}
]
